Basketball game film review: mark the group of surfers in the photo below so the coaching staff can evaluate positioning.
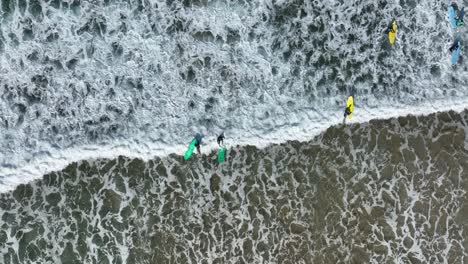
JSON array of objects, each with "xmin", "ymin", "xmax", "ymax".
[
  {"xmin": 388, "ymin": 3, "xmax": 464, "ymax": 64},
  {"xmin": 184, "ymin": 132, "xmax": 226, "ymax": 162},
  {"xmin": 185, "ymin": 3, "xmax": 465, "ymax": 161},
  {"xmin": 448, "ymin": 3, "xmax": 464, "ymax": 64}
]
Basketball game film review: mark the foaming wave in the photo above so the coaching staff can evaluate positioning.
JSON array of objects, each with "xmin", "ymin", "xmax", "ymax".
[
  {"xmin": 1, "ymin": 95, "xmax": 466, "ymax": 193},
  {"xmin": 1, "ymin": 0, "xmax": 467, "ymax": 189}
]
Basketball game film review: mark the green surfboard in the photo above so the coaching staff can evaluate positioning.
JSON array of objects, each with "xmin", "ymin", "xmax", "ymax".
[
  {"xmin": 184, "ymin": 139, "xmax": 197, "ymax": 160},
  {"xmin": 218, "ymin": 147, "xmax": 226, "ymax": 163}
]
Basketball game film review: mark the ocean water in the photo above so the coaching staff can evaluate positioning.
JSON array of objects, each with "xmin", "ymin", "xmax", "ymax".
[
  {"xmin": 1, "ymin": 0, "xmax": 468, "ymax": 262},
  {"xmin": 0, "ymin": 110, "xmax": 467, "ymax": 263},
  {"xmin": 1, "ymin": 0, "xmax": 468, "ymax": 190}
]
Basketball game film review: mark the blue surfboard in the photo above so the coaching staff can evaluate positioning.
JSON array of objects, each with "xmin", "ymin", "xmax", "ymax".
[
  {"xmin": 449, "ymin": 5, "xmax": 458, "ymax": 28},
  {"xmin": 451, "ymin": 41, "xmax": 461, "ymax": 65}
]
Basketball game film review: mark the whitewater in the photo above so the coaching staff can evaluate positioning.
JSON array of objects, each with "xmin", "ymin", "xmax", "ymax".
[{"xmin": 1, "ymin": 0, "xmax": 468, "ymax": 192}]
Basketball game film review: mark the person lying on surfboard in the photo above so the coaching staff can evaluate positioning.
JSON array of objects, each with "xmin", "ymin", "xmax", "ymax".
[
  {"xmin": 387, "ymin": 19, "xmax": 396, "ymax": 33},
  {"xmin": 451, "ymin": 3, "xmax": 459, "ymax": 12},
  {"xmin": 194, "ymin": 133, "xmax": 204, "ymax": 155},
  {"xmin": 449, "ymin": 40, "xmax": 460, "ymax": 53},
  {"xmin": 217, "ymin": 132, "xmax": 225, "ymax": 146}
]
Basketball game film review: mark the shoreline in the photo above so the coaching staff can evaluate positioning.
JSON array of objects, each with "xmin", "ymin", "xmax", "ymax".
[
  {"xmin": 0, "ymin": 106, "xmax": 466, "ymax": 263},
  {"xmin": 1, "ymin": 98, "xmax": 467, "ymax": 193}
]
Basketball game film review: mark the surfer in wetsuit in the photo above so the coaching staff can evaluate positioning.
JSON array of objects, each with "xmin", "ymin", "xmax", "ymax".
[
  {"xmin": 343, "ymin": 106, "xmax": 352, "ymax": 124},
  {"xmin": 456, "ymin": 7, "xmax": 465, "ymax": 26},
  {"xmin": 387, "ymin": 19, "xmax": 396, "ymax": 33},
  {"xmin": 217, "ymin": 132, "xmax": 225, "ymax": 146},
  {"xmin": 449, "ymin": 39, "xmax": 460, "ymax": 53},
  {"xmin": 194, "ymin": 133, "xmax": 204, "ymax": 155}
]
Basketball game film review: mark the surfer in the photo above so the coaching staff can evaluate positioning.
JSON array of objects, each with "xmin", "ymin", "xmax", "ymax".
[
  {"xmin": 456, "ymin": 7, "xmax": 465, "ymax": 26},
  {"xmin": 217, "ymin": 132, "xmax": 227, "ymax": 163},
  {"xmin": 387, "ymin": 19, "xmax": 397, "ymax": 45},
  {"xmin": 343, "ymin": 106, "xmax": 352, "ymax": 124},
  {"xmin": 388, "ymin": 19, "xmax": 396, "ymax": 33},
  {"xmin": 194, "ymin": 133, "xmax": 204, "ymax": 155},
  {"xmin": 450, "ymin": 3, "xmax": 461, "ymax": 28},
  {"xmin": 449, "ymin": 38, "xmax": 461, "ymax": 65},
  {"xmin": 217, "ymin": 132, "xmax": 225, "ymax": 146},
  {"xmin": 183, "ymin": 133, "xmax": 205, "ymax": 160},
  {"xmin": 449, "ymin": 39, "xmax": 460, "ymax": 53},
  {"xmin": 343, "ymin": 94, "xmax": 354, "ymax": 124}
]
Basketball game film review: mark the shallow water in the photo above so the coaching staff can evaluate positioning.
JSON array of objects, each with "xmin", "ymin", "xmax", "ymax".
[{"xmin": 1, "ymin": 109, "xmax": 467, "ymax": 263}]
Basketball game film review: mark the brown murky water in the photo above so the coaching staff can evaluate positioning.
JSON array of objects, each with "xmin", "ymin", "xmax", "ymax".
[{"xmin": 1, "ymin": 109, "xmax": 467, "ymax": 263}]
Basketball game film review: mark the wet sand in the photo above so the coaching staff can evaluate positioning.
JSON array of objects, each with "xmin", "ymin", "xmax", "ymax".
[{"xmin": 1, "ymin": 109, "xmax": 467, "ymax": 263}]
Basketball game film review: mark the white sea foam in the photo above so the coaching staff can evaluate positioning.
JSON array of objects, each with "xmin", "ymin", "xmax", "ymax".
[
  {"xmin": 0, "ymin": 96, "xmax": 466, "ymax": 193},
  {"xmin": 0, "ymin": 1, "xmax": 467, "ymax": 193}
]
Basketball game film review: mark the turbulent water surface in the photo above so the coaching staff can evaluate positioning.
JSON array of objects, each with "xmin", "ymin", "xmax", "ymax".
[
  {"xmin": 1, "ymin": 0, "xmax": 468, "ymax": 263},
  {"xmin": 1, "ymin": 0, "xmax": 468, "ymax": 187},
  {"xmin": 0, "ymin": 110, "xmax": 467, "ymax": 263}
]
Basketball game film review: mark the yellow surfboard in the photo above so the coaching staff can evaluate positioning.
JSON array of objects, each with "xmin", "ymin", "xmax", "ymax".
[
  {"xmin": 388, "ymin": 20, "xmax": 397, "ymax": 45},
  {"xmin": 346, "ymin": 96, "xmax": 354, "ymax": 120}
]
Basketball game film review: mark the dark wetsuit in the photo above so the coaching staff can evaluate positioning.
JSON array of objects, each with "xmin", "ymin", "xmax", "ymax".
[
  {"xmin": 217, "ymin": 133, "xmax": 225, "ymax": 146},
  {"xmin": 457, "ymin": 8, "xmax": 465, "ymax": 26},
  {"xmin": 343, "ymin": 106, "xmax": 352, "ymax": 118},
  {"xmin": 194, "ymin": 133, "xmax": 204, "ymax": 154},
  {"xmin": 449, "ymin": 40, "xmax": 460, "ymax": 53},
  {"xmin": 387, "ymin": 20, "xmax": 396, "ymax": 33}
]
